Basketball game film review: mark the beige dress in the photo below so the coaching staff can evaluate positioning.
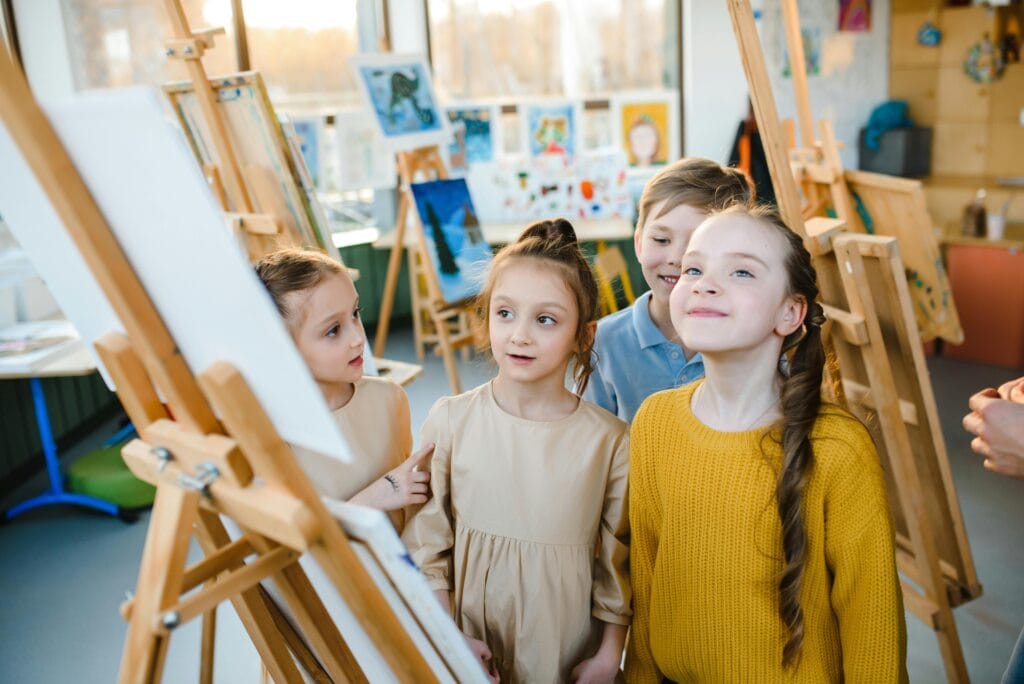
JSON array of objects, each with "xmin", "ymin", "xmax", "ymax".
[
  {"xmin": 401, "ymin": 381, "xmax": 631, "ymax": 683},
  {"xmin": 293, "ymin": 375, "xmax": 412, "ymax": 529}
]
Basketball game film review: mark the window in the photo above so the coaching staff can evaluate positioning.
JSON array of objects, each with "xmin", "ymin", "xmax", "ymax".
[
  {"xmin": 60, "ymin": 0, "xmax": 237, "ymax": 90},
  {"xmin": 207, "ymin": 1, "xmax": 362, "ymax": 110},
  {"xmin": 428, "ymin": 0, "xmax": 679, "ymax": 99}
]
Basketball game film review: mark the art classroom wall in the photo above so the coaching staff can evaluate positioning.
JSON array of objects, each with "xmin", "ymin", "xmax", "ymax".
[{"xmin": 682, "ymin": 0, "xmax": 891, "ymax": 170}]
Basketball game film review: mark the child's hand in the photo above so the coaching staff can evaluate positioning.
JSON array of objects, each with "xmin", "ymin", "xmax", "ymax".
[
  {"xmin": 570, "ymin": 651, "xmax": 621, "ymax": 683},
  {"xmin": 463, "ymin": 634, "xmax": 500, "ymax": 683},
  {"xmin": 349, "ymin": 444, "xmax": 433, "ymax": 511}
]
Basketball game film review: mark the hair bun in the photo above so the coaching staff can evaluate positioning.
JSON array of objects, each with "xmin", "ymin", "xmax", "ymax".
[{"xmin": 518, "ymin": 218, "xmax": 579, "ymax": 248}]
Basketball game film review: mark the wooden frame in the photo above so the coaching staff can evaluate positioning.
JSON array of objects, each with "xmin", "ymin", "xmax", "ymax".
[
  {"xmin": 0, "ymin": 51, "xmax": 480, "ymax": 682},
  {"xmin": 726, "ymin": 2, "xmax": 980, "ymax": 681}
]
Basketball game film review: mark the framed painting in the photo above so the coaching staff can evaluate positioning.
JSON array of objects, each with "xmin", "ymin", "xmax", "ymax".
[
  {"xmin": 611, "ymin": 91, "xmax": 680, "ymax": 168},
  {"xmin": 520, "ymin": 100, "xmax": 582, "ymax": 159},
  {"xmin": 445, "ymin": 103, "xmax": 501, "ymax": 174},
  {"xmin": 350, "ymin": 53, "xmax": 450, "ymax": 152}
]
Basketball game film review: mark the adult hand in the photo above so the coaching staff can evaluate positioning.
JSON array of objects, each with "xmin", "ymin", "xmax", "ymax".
[
  {"xmin": 963, "ymin": 389, "xmax": 1024, "ymax": 479},
  {"xmin": 996, "ymin": 375, "xmax": 1024, "ymax": 403}
]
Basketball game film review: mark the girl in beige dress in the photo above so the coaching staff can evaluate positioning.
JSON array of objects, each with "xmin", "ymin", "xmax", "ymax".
[
  {"xmin": 402, "ymin": 221, "xmax": 631, "ymax": 683},
  {"xmin": 256, "ymin": 248, "xmax": 432, "ymax": 523}
]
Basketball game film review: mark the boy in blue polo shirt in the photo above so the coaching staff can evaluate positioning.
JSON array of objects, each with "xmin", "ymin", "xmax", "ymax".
[{"xmin": 584, "ymin": 158, "xmax": 753, "ymax": 422}]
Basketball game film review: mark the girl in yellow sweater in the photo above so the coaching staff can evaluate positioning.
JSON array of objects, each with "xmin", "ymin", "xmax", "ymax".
[{"xmin": 626, "ymin": 205, "xmax": 907, "ymax": 682}]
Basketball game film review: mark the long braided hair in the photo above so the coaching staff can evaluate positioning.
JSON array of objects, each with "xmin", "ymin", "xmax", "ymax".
[{"xmin": 722, "ymin": 204, "xmax": 827, "ymax": 666}]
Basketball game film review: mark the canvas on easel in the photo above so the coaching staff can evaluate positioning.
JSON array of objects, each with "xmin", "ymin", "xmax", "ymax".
[
  {"xmin": 163, "ymin": 73, "xmax": 331, "ymax": 255},
  {"xmin": 0, "ymin": 64, "xmax": 485, "ymax": 682},
  {"xmin": 726, "ymin": 2, "xmax": 980, "ymax": 681},
  {"xmin": 409, "ymin": 178, "xmax": 493, "ymax": 306}
]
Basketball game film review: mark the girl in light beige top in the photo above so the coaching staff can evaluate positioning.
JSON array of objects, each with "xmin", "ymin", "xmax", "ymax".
[
  {"xmin": 402, "ymin": 221, "xmax": 631, "ymax": 683},
  {"xmin": 256, "ymin": 248, "xmax": 432, "ymax": 525}
]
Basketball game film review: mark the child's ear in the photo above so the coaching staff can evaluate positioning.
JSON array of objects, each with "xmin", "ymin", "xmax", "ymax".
[
  {"xmin": 775, "ymin": 295, "xmax": 807, "ymax": 337},
  {"xmin": 633, "ymin": 224, "xmax": 644, "ymax": 256}
]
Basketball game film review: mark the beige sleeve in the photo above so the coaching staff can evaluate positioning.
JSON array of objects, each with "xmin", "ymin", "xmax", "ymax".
[
  {"xmin": 592, "ymin": 429, "xmax": 632, "ymax": 625},
  {"xmin": 399, "ymin": 397, "xmax": 455, "ymax": 592}
]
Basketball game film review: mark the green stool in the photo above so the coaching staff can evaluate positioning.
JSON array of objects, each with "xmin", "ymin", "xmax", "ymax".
[{"xmin": 67, "ymin": 443, "xmax": 156, "ymax": 512}]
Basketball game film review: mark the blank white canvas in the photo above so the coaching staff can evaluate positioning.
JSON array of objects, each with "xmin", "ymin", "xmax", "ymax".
[
  {"xmin": 0, "ymin": 86, "xmax": 351, "ymax": 462},
  {"xmin": 0, "ymin": 118, "xmax": 123, "ymax": 387}
]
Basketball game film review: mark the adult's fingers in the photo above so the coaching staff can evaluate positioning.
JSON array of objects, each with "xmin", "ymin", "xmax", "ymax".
[
  {"xmin": 411, "ymin": 470, "xmax": 430, "ymax": 483},
  {"xmin": 968, "ymin": 390, "xmax": 999, "ymax": 414},
  {"xmin": 971, "ymin": 436, "xmax": 993, "ymax": 457},
  {"xmin": 962, "ymin": 411, "xmax": 984, "ymax": 437}
]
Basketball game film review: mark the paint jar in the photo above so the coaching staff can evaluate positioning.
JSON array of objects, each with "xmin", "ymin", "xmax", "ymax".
[{"xmin": 987, "ymin": 213, "xmax": 1007, "ymax": 241}]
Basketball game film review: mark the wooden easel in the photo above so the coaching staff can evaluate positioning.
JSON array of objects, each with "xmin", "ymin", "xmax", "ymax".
[
  {"xmin": 0, "ymin": 47, "xmax": 454, "ymax": 684},
  {"xmin": 726, "ymin": 2, "xmax": 981, "ymax": 681},
  {"xmin": 373, "ymin": 146, "xmax": 476, "ymax": 394},
  {"xmin": 160, "ymin": 0, "xmax": 331, "ymax": 262},
  {"xmin": 775, "ymin": 0, "xmax": 962, "ymax": 345}
]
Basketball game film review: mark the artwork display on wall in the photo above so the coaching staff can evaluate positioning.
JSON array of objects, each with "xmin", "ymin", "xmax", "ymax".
[
  {"xmin": 350, "ymin": 53, "xmax": 450, "ymax": 151},
  {"xmin": 409, "ymin": 178, "xmax": 493, "ymax": 305},
  {"xmin": 838, "ymin": 0, "xmax": 871, "ymax": 32},
  {"xmin": 782, "ymin": 27, "xmax": 822, "ymax": 77},
  {"xmin": 520, "ymin": 101, "xmax": 581, "ymax": 158},
  {"xmin": 465, "ymin": 152, "xmax": 632, "ymax": 224},
  {"xmin": 334, "ymin": 110, "xmax": 397, "ymax": 191},
  {"xmin": 611, "ymin": 92, "xmax": 680, "ymax": 168},
  {"xmin": 445, "ymin": 104, "xmax": 501, "ymax": 174}
]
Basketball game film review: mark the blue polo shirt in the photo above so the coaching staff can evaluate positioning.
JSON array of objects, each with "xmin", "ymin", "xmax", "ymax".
[{"xmin": 582, "ymin": 291, "xmax": 704, "ymax": 423}]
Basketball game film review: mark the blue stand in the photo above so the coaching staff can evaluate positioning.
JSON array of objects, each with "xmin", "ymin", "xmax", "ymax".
[{"xmin": 4, "ymin": 378, "xmax": 121, "ymax": 520}]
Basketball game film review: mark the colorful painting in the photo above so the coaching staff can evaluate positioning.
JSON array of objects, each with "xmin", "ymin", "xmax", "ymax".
[
  {"xmin": 838, "ymin": 0, "xmax": 871, "ymax": 32},
  {"xmin": 464, "ymin": 152, "xmax": 632, "ymax": 224},
  {"xmin": 522, "ymin": 102, "xmax": 579, "ymax": 158},
  {"xmin": 410, "ymin": 179, "xmax": 493, "ymax": 304},
  {"xmin": 334, "ymin": 110, "xmax": 397, "ymax": 191},
  {"xmin": 782, "ymin": 27, "xmax": 822, "ymax": 77},
  {"xmin": 612, "ymin": 92, "xmax": 680, "ymax": 168},
  {"xmin": 446, "ymin": 105, "xmax": 499, "ymax": 173},
  {"xmin": 350, "ymin": 53, "xmax": 449, "ymax": 151}
]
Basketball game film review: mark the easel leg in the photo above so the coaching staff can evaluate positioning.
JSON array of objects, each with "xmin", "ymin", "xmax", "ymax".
[
  {"xmin": 374, "ymin": 192, "xmax": 411, "ymax": 358},
  {"xmin": 118, "ymin": 485, "xmax": 200, "ymax": 684},
  {"xmin": 408, "ymin": 249, "xmax": 426, "ymax": 361},
  {"xmin": 261, "ymin": 585, "xmax": 334, "ymax": 684},
  {"xmin": 431, "ymin": 308, "xmax": 462, "ymax": 395},
  {"xmin": 935, "ymin": 610, "xmax": 970, "ymax": 684},
  {"xmin": 199, "ymin": 608, "xmax": 216, "ymax": 684},
  {"xmin": 193, "ymin": 511, "xmax": 304, "ymax": 684}
]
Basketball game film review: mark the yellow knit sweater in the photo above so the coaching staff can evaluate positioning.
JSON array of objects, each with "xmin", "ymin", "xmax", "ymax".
[{"xmin": 625, "ymin": 382, "xmax": 907, "ymax": 683}]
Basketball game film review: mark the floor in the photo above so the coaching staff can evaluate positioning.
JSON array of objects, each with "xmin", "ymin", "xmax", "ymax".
[{"xmin": 1, "ymin": 326, "xmax": 1021, "ymax": 683}]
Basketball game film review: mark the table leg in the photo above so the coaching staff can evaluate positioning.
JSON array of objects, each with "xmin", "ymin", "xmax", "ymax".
[{"xmin": 4, "ymin": 378, "xmax": 120, "ymax": 520}]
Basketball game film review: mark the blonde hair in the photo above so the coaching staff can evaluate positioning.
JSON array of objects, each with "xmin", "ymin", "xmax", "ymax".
[
  {"xmin": 473, "ymin": 219, "xmax": 599, "ymax": 394},
  {"xmin": 636, "ymin": 157, "xmax": 753, "ymax": 232}
]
